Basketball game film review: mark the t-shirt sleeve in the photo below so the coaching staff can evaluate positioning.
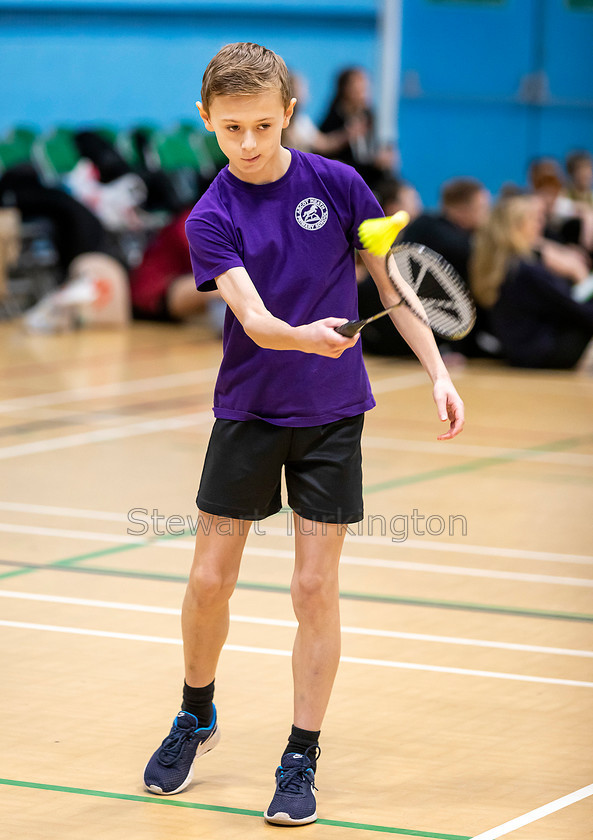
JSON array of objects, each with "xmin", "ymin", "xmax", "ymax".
[
  {"xmin": 185, "ymin": 211, "xmax": 245, "ymax": 292},
  {"xmin": 346, "ymin": 167, "xmax": 384, "ymax": 250}
]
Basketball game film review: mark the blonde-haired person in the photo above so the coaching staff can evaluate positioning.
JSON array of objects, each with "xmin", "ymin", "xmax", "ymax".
[
  {"xmin": 142, "ymin": 41, "xmax": 464, "ymax": 825},
  {"xmin": 470, "ymin": 195, "xmax": 593, "ymax": 369}
]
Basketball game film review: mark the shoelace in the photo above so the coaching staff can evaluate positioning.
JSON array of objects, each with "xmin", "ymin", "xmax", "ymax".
[
  {"xmin": 277, "ymin": 745, "xmax": 321, "ymax": 794},
  {"xmin": 158, "ymin": 727, "xmax": 193, "ymax": 766},
  {"xmin": 277, "ymin": 764, "xmax": 317, "ymax": 794}
]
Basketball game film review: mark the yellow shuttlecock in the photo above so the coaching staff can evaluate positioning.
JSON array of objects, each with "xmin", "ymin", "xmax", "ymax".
[{"xmin": 359, "ymin": 210, "xmax": 410, "ymax": 256}]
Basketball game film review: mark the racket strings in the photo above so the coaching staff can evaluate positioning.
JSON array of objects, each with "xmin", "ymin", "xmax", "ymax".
[{"xmin": 388, "ymin": 246, "xmax": 475, "ymax": 340}]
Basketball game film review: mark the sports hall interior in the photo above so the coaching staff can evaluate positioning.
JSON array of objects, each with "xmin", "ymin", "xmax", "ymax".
[{"xmin": 1, "ymin": 2, "xmax": 592, "ymax": 839}]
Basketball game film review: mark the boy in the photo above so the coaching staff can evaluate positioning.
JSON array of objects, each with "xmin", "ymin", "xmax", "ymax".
[{"xmin": 143, "ymin": 42, "xmax": 464, "ymax": 826}]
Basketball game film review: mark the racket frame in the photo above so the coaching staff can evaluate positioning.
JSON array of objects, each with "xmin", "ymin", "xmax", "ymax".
[{"xmin": 335, "ymin": 243, "xmax": 475, "ymax": 340}]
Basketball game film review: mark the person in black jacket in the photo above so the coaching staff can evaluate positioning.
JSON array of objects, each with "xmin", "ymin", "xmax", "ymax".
[
  {"xmin": 398, "ymin": 177, "xmax": 497, "ymax": 359},
  {"xmin": 470, "ymin": 195, "xmax": 593, "ymax": 370},
  {"xmin": 318, "ymin": 67, "xmax": 395, "ymax": 190}
]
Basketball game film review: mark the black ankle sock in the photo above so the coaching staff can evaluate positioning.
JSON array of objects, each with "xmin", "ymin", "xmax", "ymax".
[
  {"xmin": 181, "ymin": 680, "xmax": 215, "ymax": 727},
  {"xmin": 283, "ymin": 725, "xmax": 321, "ymax": 771}
]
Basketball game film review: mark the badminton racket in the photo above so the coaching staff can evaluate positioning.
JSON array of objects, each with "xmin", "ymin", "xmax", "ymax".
[{"xmin": 335, "ymin": 243, "xmax": 476, "ymax": 340}]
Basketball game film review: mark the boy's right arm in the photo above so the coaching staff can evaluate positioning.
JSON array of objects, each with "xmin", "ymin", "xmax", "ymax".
[{"xmin": 215, "ymin": 266, "xmax": 359, "ymax": 358}]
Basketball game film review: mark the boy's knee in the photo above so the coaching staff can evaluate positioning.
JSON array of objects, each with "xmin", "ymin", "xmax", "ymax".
[
  {"xmin": 187, "ymin": 564, "xmax": 235, "ymax": 607},
  {"xmin": 291, "ymin": 570, "xmax": 338, "ymax": 611}
]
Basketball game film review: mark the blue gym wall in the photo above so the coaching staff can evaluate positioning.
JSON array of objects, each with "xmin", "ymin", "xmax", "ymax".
[{"xmin": 1, "ymin": 0, "xmax": 592, "ymax": 206}]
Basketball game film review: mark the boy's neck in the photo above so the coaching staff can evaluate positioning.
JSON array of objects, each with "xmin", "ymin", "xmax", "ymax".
[{"xmin": 228, "ymin": 146, "xmax": 293, "ymax": 185}]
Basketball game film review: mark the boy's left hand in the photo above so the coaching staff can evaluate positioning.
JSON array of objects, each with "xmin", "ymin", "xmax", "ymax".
[{"xmin": 433, "ymin": 377, "xmax": 464, "ymax": 440}]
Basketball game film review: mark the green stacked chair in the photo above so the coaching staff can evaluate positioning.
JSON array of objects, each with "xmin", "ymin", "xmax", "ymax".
[
  {"xmin": 0, "ymin": 125, "xmax": 39, "ymax": 172},
  {"xmin": 32, "ymin": 128, "xmax": 80, "ymax": 180},
  {"xmin": 201, "ymin": 130, "xmax": 228, "ymax": 170},
  {"xmin": 115, "ymin": 124, "xmax": 158, "ymax": 170}
]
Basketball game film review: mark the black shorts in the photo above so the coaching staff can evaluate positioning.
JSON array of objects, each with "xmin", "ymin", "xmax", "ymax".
[{"xmin": 196, "ymin": 415, "xmax": 364, "ymax": 524}]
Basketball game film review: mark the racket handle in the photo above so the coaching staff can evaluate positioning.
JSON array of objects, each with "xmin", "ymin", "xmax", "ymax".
[{"xmin": 334, "ymin": 320, "xmax": 365, "ymax": 338}]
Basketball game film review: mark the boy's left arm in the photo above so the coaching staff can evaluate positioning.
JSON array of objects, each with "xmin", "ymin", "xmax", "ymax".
[{"xmin": 360, "ymin": 250, "xmax": 465, "ymax": 441}]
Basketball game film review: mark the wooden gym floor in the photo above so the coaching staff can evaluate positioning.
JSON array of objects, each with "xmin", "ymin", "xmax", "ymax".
[{"xmin": 0, "ymin": 319, "xmax": 592, "ymax": 840}]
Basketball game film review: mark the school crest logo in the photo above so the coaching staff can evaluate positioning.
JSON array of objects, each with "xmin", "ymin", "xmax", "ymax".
[{"xmin": 295, "ymin": 197, "xmax": 328, "ymax": 231}]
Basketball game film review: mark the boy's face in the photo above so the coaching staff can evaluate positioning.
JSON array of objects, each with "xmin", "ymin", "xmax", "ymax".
[{"xmin": 198, "ymin": 91, "xmax": 295, "ymax": 184}]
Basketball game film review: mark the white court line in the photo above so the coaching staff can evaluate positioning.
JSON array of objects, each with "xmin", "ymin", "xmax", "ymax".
[
  {"xmin": 2, "ymin": 590, "xmax": 592, "ymax": 658},
  {"xmin": 469, "ymin": 782, "xmax": 593, "ymax": 840},
  {"xmin": 2, "ymin": 522, "xmax": 592, "ymax": 587},
  {"xmin": 0, "ymin": 411, "xmax": 213, "ymax": 460},
  {"xmin": 1, "ymin": 619, "xmax": 592, "ymax": 687},
  {"xmin": 364, "ymin": 436, "xmax": 593, "ymax": 468},
  {"xmin": 243, "ymin": 546, "xmax": 593, "ymax": 588},
  {"xmin": 2, "ymin": 500, "xmax": 593, "ymax": 567},
  {"xmin": 0, "ymin": 522, "xmax": 150, "ymax": 545},
  {"xmin": 0, "ymin": 371, "xmax": 429, "ymax": 460},
  {"xmin": 0, "ymin": 369, "xmax": 220, "ymax": 413},
  {"xmin": 0, "ymin": 367, "xmax": 423, "ymax": 413},
  {"xmin": 264, "ymin": 527, "xmax": 593, "ymax": 567},
  {"xmin": 0, "ymin": 501, "xmax": 129, "ymax": 522}
]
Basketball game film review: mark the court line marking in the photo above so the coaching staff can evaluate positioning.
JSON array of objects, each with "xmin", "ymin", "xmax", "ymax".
[
  {"xmin": 1, "ymin": 620, "xmax": 592, "ymax": 688},
  {"xmin": 0, "ymin": 778, "xmax": 469, "ymax": 839},
  {"xmin": 0, "ymin": 501, "xmax": 129, "ymax": 523},
  {"xmin": 0, "ymin": 410, "xmax": 214, "ymax": 460},
  {"xmin": 246, "ymin": 547, "xmax": 593, "ymax": 588},
  {"xmin": 266, "ymin": 526, "xmax": 593, "ymax": 567},
  {"xmin": 1, "ymin": 559, "xmax": 592, "ymax": 622},
  {"xmin": 362, "ymin": 433, "xmax": 593, "ymax": 497},
  {"xmin": 469, "ymin": 782, "xmax": 593, "ymax": 840},
  {"xmin": 363, "ymin": 436, "xmax": 593, "ymax": 468},
  {"xmin": 2, "ymin": 590, "xmax": 592, "ymax": 658},
  {"xmin": 0, "ymin": 368, "xmax": 424, "ymax": 414},
  {"xmin": 0, "ymin": 369, "xmax": 220, "ymax": 414},
  {"xmin": 0, "ymin": 373, "xmax": 425, "ymax": 460},
  {"xmin": 2, "ymin": 522, "xmax": 592, "ymax": 587},
  {"xmin": 2, "ymin": 501, "xmax": 592, "ymax": 567}
]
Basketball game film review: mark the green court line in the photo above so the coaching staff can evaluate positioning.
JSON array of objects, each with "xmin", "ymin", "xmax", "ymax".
[
  {"xmin": 2, "ymin": 557, "xmax": 592, "ymax": 623},
  {"xmin": 364, "ymin": 434, "xmax": 593, "ymax": 496},
  {"xmin": 0, "ymin": 542, "xmax": 145, "ymax": 582},
  {"xmin": 0, "ymin": 778, "xmax": 469, "ymax": 839},
  {"xmin": 2, "ymin": 431, "xmax": 590, "ymax": 584}
]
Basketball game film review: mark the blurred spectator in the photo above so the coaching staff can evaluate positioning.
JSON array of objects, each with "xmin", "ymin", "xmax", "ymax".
[
  {"xmin": 398, "ymin": 177, "xmax": 490, "ymax": 282},
  {"xmin": 396, "ymin": 177, "xmax": 498, "ymax": 358},
  {"xmin": 0, "ymin": 207, "xmax": 20, "ymax": 304},
  {"xmin": 376, "ymin": 176, "xmax": 423, "ymax": 221},
  {"xmin": 0, "ymin": 164, "xmax": 119, "ymax": 274},
  {"xmin": 565, "ymin": 150, "xmax": 593, "ymax": 205},
  {"xmin": 282, "ymin": 73, "xmax": 354, "ymax": 156},
  {"xmin": 470, "ymin": 195, "xmax": 593, "ymax": 370},
  {"xmin": 355, "ymin": 177, "xmax": 428, "ymax": 357},
  {"xmin": 528, "ymin": 156, "xmax": 593, "ymax": 253},
  {"xmin": 22, "ymin": 250, "xmax": 130, "ymax": 333},
  {"xmin": 318, "ymin": 67, "xmax": 395, "ymax": 189},
  {"xmin": 129, "ymin": 208, "xmax": 223, "ymax": 329}
]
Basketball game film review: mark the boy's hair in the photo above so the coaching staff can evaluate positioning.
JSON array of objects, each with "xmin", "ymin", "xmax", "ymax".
[
  {"xmin": 201, "ymin": 42, "xmax": 292, "ymax": 112},
  {"xmin": 441, "ymin": 177, "xmax": 484, "ymax": 208}
]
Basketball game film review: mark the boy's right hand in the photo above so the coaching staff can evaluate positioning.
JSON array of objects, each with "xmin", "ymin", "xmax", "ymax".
[{"xmin": 295, "ymin": 318, "xmax": 360, "ymax": 358}]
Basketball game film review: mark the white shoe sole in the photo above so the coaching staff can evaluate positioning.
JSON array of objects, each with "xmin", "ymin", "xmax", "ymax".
[
  {"xmin": 263, "ymin": 809, "xmax": 317, "ymax": 826},
  {"xmin": 144, "ymin": 724, "xmax": 221, "ymax": 795}
]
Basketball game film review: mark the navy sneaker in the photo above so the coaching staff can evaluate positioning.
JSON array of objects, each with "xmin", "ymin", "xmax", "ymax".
[
  {"xmin": 264, "ymin": 745, "xmax": 320, "ymax": 825},
  {"xmin": 143, "ymin": 707, "xmax": 220, "ymax": 795}
]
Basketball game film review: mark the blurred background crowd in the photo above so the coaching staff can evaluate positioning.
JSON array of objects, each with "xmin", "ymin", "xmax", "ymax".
[{"xmin": 0, "ymin": 0, "xmax": 592, "ymax": 372}]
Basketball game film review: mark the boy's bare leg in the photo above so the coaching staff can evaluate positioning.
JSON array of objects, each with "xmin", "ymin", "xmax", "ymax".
[
  {"xmin": 144, "ymin": 513, "xmax": 250, "ymax": 795},
  {"xmin": 182, "ymin": 513, "xmax": 251, "ymax": 686},
  {"xmin": 290, "ymin": 513, "xmax": 345, "ymax": 731}
]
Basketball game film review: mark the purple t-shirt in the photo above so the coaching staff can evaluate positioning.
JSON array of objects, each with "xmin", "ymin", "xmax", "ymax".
[{"xmin": 186, "ymin": 149, "xmax": 381, "ymax": 426}]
